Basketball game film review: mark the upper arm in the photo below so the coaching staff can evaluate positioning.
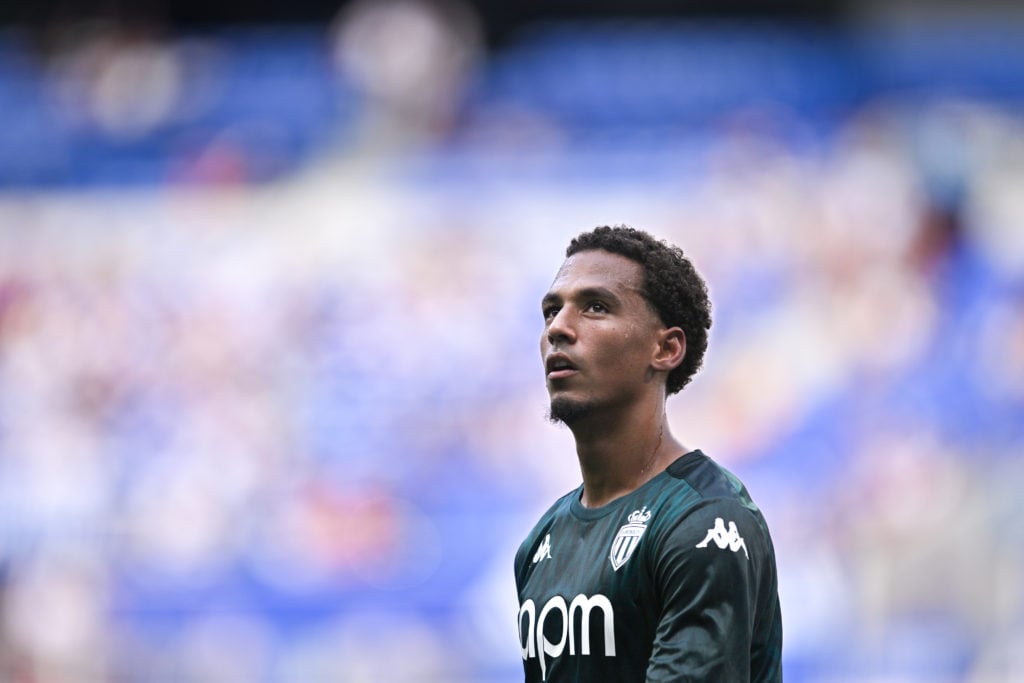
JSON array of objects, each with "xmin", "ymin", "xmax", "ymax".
[{"xmin": 645, "ymin": 499, "xmax": 767, "ymax": 682}]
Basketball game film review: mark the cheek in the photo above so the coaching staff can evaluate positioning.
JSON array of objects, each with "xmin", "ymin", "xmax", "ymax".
[{"xmin": 597, "ymin": 331, "xmax": 647, "ymax": 372}]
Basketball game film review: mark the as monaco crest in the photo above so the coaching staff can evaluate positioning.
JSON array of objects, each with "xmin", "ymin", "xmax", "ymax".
[{"xmin": 609, "ymin": 507, "xmax": 652, "ymax": 571}]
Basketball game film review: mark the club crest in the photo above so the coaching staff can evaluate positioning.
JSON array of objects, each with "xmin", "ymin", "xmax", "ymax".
[{"xmin": 609, "ymin": 506, "xmax": 652, "ymax": 571}]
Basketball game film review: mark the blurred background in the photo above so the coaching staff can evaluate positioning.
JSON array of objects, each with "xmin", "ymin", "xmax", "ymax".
[{"xmin": 0, "ymin": 0, "xmax": 1023, "ymax": 681}]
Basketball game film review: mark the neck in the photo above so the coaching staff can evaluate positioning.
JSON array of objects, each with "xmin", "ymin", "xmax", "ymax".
[{"xmin": 569, "ymin": 396, "xmax": 685, "ymax": 508}]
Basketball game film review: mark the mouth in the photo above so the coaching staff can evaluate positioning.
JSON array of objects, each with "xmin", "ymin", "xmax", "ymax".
[{"xmin": 545, "ymin": 354, "xmax": 578, "ymax": 380}]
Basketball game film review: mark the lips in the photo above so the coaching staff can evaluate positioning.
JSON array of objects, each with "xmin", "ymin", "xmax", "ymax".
[{"xmin": 545, "ymin": 353, "xmax": 578, "ymax": 379}]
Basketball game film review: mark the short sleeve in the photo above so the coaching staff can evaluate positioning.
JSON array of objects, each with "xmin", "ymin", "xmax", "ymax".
[{"xmin": 645, "ymin": 499, "xmax": 768, "ymax": 682}]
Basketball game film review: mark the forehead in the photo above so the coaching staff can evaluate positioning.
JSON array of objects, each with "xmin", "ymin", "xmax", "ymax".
[{"xmin": 547, "ymin": 249, "xmax": 645, "ymax": 298}]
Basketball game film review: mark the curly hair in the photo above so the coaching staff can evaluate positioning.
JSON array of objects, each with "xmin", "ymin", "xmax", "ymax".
[{"xmin": 566, "ymin": 225, "xmax": 712, "ymax": 395}]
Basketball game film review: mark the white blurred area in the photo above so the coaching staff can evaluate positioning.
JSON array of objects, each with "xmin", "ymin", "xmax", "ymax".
[
  {"xmin": 0, "ymin": 1, "xmax": 1023, "ymax": 681},
  {"xmin": 330, "ymin": 0, "xmax": 482, "ymax": 151}
]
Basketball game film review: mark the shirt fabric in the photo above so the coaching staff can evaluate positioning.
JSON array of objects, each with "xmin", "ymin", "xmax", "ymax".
[{"xmin": 515, "ymin": 449, "xmax": 783, "ymax": 682}]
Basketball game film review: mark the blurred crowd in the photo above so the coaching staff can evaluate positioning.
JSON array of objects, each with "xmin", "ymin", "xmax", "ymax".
[{"xmin": 0, "ymin": 2, "xmax": 1023, "ymax": 681}]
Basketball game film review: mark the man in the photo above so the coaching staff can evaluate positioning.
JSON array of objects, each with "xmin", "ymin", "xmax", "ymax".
[{"xmin": 515, "ymin": 226, "xmax": 782, "ymax": 682}]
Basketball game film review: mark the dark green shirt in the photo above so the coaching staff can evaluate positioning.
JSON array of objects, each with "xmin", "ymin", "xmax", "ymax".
[{"xmin": 515, "ymin": 450, "xmax": 783, "ymax": 682}]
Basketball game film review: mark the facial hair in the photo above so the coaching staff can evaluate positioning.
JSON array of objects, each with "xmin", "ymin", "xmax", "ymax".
[{"xmin": 547, "ymin": 396, "xmax": 596, "ymax": 426}]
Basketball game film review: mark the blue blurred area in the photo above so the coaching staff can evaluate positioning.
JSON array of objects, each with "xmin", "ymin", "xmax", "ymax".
[
  {"xmin": 2, "ymin": 19, "xmax": 1024, "ymax": 186},
  {"xmin": 0, "ymin": 26, "xmax": 353, "ymax": 186},
  {"xmin": 0, "ymin": 5, "xmax": 1023, "ymax": 682}
]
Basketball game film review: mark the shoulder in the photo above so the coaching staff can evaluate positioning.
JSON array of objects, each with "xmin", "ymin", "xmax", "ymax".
[
  {"xmin": 649, "ymin": 451, "xmax": 773, "ymax": 563},
  {"xmin": 665, "ymin": 449, "xmax": 751, "ymax": 504},
  {"xmin": 514, "ymin": 486, "xmax": 580, "ymax": 571},
  {"xmin": 664, "ymin": 497, "xmax": 768, "ymax": 560}
]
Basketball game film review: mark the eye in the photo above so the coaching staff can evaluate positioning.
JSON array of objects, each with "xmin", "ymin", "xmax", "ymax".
[
  {"xmin": 586, "ymin": 301, "xmax": 609, "ymax": 314},
  {"xmin": 543, "ymin": 305, "xmax": 561, "ymax": 321}
]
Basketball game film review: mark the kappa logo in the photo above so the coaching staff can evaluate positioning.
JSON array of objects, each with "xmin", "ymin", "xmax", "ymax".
[
  {"xmin": 609, "ymin": 507, "xmax": 651, "ymax": 571},
  {"xmin": 532, "ymin": 533, "xmax": 553, "ymax": 564},
  {"xmin": 696, "ymin": 517, "xmax": 749, "ymax": 559}
]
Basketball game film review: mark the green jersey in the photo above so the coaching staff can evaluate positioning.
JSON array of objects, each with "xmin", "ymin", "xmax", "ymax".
[{"xmin": 515, "ymin": 450, "xmax": 782, "ymax": 682}]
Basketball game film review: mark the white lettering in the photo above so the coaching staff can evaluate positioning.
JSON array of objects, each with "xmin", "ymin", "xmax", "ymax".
[
  {"xmin": 537, "ymin": 596, "xmax": 568, "ymax": 681},
  {"xmin": 568, "ymin": 594, "xmax": 615, "ymax": 656},
  {"xmin": 518, "ymin": 593, "xmax": 616, "ymax": 679},
  {"xmin": 518, "ymin": 599, "xmax": 536, "ymax": 659}
]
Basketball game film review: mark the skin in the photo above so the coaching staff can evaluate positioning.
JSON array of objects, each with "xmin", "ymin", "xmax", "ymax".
[{"xmin": 540, "ymin": 249, "xmax": 690, "ymax": 508}]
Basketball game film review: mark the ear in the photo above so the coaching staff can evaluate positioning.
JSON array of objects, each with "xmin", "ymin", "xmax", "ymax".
[{"xmin": 651, "ymin": 327, "xmax": 686, "ymax": 374}]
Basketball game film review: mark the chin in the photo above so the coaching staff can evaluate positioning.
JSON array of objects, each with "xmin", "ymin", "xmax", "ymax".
[{"xmin": 547, "ymin": 396, "xmax": 597, "ymax": 425}]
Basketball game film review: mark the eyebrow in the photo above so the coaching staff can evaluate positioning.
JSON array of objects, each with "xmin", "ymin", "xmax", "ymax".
[{"xmin": 541, "ymin": 286, "xmax": 623, "ymax": 308}]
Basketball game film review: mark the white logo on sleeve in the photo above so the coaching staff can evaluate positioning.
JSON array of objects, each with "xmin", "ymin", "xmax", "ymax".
[
  {"xmin": 696, "ymin": 517, "xmax": 749, "ymax": 559},
  {"xmin": 532, "ymin": 533, "xmax": 553, "ymax": 564},
  {"xmin": 609, "ymin": 507, "xmax": 652, "ymax": 571}
]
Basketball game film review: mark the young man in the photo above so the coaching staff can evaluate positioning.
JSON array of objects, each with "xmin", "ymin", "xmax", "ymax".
[{"xmin": 515, "ymin": 226, "xmax": 782, "ymax": 682}]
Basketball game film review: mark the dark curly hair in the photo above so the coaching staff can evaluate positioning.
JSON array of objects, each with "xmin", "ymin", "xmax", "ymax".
[{"xmin": 566, "ymin": 225, "xmax": 712, "ymax": 395}]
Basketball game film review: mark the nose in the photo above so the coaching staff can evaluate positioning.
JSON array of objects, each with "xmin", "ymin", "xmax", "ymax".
[{"xmin": 545, "ymin": 306, "xmax": 576, "ymax": 346}]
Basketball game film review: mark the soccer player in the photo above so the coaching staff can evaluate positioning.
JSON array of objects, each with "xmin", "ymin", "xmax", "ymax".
[{"xmin": 515, "ymin": 226, "xmax": 782, "ymax": 681}]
